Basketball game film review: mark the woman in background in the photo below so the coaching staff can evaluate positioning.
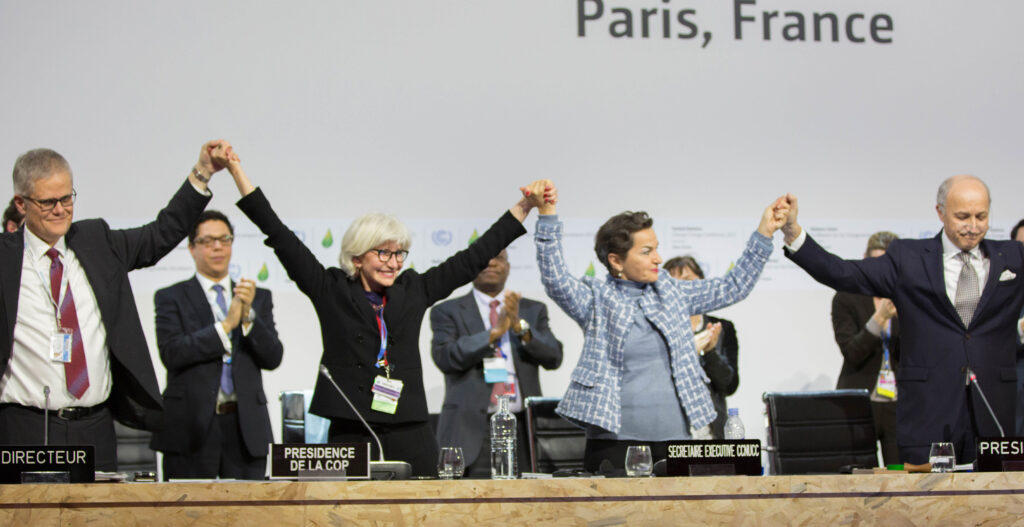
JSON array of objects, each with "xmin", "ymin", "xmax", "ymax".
[
  {"xmin": 664, "ymin": 256, "xmax": 739, "ymax": 440},
  {"xmin": 831, "ymin": 231, "xmax": 900, "ymax": 465}
]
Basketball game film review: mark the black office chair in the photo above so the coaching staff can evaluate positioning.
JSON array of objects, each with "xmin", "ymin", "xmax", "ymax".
[
  {"xmin": 114, "ymin": 421, "xmax": 157, "ymax": 474},
  {"xmin": 524, "ymin": 396, "xmax": 585, "ymax": 473},
  {"xmin": 280, "ymin": 390, "xmax": 308, "ymax": 444},
  {"xmin": 762, "ymin": 389, "xmax": 878, "ymax": 475}
]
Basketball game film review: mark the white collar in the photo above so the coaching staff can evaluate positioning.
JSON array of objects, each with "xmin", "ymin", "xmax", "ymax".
[
  {"xmin": 24, "ymin": 227, "xmax": 66, "ymax": 262},
  {"xmin": 195, "ymin": 272, "xmax": 232, "ymax": 293},
  {"xmin": 940, "ymin": 229, "xmax": 983, "ymax": 262},
  {"xmin": 473, "ymin": 287, "xmax": 505, "ymax": 307}
]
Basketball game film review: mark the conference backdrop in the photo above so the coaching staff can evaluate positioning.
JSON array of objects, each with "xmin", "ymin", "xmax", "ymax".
[{"xmin": 2, "ymin": 1, "xmax": 1022, "ymax": 458}]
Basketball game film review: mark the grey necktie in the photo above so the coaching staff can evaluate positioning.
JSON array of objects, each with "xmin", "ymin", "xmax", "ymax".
[{"xmin": 954, "ymin": 251, "xmax": 980, "ymax": 327}]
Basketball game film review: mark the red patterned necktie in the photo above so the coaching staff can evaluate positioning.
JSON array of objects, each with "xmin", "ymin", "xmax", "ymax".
[
  {"xmin": 489, "ymin": 299, "xmax": 507, "ymax": 404},
  {"xmin": 45, "ymin": 248, "xmax": 89, "ymax": 399}
]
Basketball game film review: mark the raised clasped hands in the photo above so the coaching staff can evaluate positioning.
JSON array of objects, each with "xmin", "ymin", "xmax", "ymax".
[
  {"xmin": 758, "ymin": 195, "xmax": 791, "ymax": 237},
  {"xmin": 779, "ymin": 193, "xmax": 801, "ymax": 243},
  {"xmin": 195, "ymin": 139, "xmax": 233, "ymax": 181},
  {"xmin": 509, "ymin": 179, "xmax": 557, "ymax": 222}
]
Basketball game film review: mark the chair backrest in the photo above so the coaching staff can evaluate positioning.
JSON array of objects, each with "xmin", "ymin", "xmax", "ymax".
[
  {"xmin": 114, "ymin": 421, "xmax": 157, "ymax": 474},
  {"xmin": 762, "ymin": 389, "xmax": 878, "ymax": 475},
  {"xmin": 280, "ymin": 389, "xmax": 330, "ymax": 444},
  {"xmin": 524, "ymin": 396, "xmax": 585, "ymax": 473},
  {"xmin": 280, "ymin": 390, "xmax": 307, "ymax": 444}
]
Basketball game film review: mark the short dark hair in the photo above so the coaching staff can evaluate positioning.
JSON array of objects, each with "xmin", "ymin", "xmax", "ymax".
[
  {"xmin": 3, "ymin": 197, "xmax": 23, "ymax": 229},
  {"xmin": 663, "ymin": 255, "xmax": 703, "ymax": 279},
  {"xmin": 188, "ymin": 210, "xmax": 234, "ymax": 245},
  {"xmin": 594, "ymin": 211, "xmax": 653, "ymax": 273},
  {"xmin": 1012, "ymin": 219, "xmax": 1024, "ymax": 241}
]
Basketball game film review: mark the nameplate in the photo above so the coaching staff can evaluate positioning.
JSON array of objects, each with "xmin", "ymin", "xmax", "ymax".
[
  {"xmin": 976, "ymin": 437, "xmax": 1024, "ymax": 472},
  {"xmin": 666, "ymin": 440, "xmax": 761, "ymax": 476},
  {"xmin": 270, "ymin": 443, "xmax": 371, "ymax": 480},
  {"xmin": 0, "ymin": 445, "xmax": 95, "ymax": 483}
]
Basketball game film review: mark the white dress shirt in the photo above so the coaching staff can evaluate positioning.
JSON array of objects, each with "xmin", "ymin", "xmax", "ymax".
[
  {"xmin": 0, "ymin": 228, "xmax": 112, "ymax": 408},
  {"xmin": 940, "ymin": 230, "xmax": 989, "ymax": 306},
  {"xmin": 195, "ymin": 273, "xmax": 236, "ymax": 354},
  {"xmin": 194, "ymin": 273, "xmax": 252, "ymax": 404}
]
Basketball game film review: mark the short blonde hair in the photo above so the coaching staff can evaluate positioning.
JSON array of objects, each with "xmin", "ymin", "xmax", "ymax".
[{"xmin": 338, "ymin": 213, "xmax": 412, "ymax": 277}]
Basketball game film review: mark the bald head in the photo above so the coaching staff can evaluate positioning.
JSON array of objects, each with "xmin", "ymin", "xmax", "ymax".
[
  {"xmin": 936, "ymin": 175, "xmax": 990, "ymax": 251},
  {"xmin": 936, "ymin": 175, "xmax": 990, "ymax": 212}
]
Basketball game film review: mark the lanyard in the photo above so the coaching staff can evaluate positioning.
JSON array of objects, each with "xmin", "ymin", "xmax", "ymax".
[
  {"xmin": 880, "ymin": 323, "xmax": 892, "ymax": 370},
  {"xmin": 374, "ymin": 297, "xmax": 390, "ymax": 377}
]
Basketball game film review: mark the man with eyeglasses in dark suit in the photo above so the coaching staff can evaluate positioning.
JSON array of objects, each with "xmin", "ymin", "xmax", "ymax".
[
  {"xmin": 0, "ymin": 141, "xmax": 230, "ymax": 471},
  {"xmin": 150, "ymin": 210, "xmax": 283, "ymax": 479}
]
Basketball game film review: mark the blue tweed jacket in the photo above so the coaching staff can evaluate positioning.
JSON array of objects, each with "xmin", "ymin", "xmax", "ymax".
[{"xmin": 535, "ymin": 217, "xmax": 773, "ymax": 434}]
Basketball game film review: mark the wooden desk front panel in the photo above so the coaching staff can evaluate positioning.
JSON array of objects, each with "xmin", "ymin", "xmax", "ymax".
[{"xmin": 2, "ymin": 473, "xmax": 1023, "ymax": 526}]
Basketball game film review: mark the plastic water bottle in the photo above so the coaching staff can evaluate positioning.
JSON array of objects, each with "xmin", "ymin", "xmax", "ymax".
[
  {"xmin": 723, "ymin": 408, "xmax": 745, "ymax": 440},
  {"xmin": 490, "ymin": 394, "xmax": 518, "ymax": 479}
]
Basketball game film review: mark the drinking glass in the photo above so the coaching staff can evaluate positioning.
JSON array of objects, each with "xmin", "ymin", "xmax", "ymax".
[
  {"xmin": 625, "ymin": 445, "xmax": 653, "ymax": 477},
  {"xmin": 929, "ymin": 442, "xmax": 955, "ymax": 473},
  {"xmin": 437, "ymin": 447, "xmax": 465, "ymax": 480}
]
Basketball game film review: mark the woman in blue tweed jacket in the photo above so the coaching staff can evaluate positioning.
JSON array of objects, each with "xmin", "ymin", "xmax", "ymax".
[{"xmin": 533, "ymin": 188, "xmax": 789, "ymax": 472}]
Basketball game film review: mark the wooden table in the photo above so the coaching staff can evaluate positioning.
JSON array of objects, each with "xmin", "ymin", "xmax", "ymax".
[{"xmin": 2, "ymin": 472, "xmax": 1023, "ymax": 525}]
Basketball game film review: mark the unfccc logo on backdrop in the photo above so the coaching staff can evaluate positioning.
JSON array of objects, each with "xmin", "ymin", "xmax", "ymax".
[{"xmin": 432, "ymin": 230, "xmax": 453, "ymax": 246}]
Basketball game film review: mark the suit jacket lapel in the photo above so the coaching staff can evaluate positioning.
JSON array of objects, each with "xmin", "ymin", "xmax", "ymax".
[
  {"xmin": 186, "ymin": 276, "xmax": 217, "ymax": 327},
  {"xmin": 458, "ymin": 292, "xmax": 487, "ymax": 336},
  {"xmin": 923, "ymin": 234, "xmax": 962, "ymax": 325},
  {"xmin": 972, "ymin": 239, "xmax": 1004, "ymax": 326},
  {"xmin": 348, "ymin": 279, "xmax": 378, "ymax": 329}
]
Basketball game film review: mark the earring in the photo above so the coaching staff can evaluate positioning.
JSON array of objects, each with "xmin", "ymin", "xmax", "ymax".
[{"xmin": 617, "ymin": 270, "xmax": 625, "ymax": 279}]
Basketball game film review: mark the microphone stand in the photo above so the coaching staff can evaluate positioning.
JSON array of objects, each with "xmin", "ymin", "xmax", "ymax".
[
  {"xmin": 43, "ymin": 386, "xmax": 50, "ymax": 446},
  {"xmin": 967, "ymin": 369, "xmax": 1005, "ymax": 437},
  {"xmin": 318, "ymin": 365, "xmax": 412, "ymax": 480}
]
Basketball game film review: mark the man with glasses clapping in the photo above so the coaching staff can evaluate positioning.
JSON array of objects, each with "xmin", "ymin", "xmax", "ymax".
[{"xmin": 150, "ymin": 210, "xmax": 283, "ymax": 480}]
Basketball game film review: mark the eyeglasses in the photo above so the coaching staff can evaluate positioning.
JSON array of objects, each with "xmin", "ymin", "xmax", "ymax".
[
  {"xmin": 22, "ymin": 190, "xmax": 76, "ymax": 213},
  {"xmin": 194, "ymin": 234, "xmax": 234, "ymax": 247},
  {"xmin": 372, "ymin": 248, "xmax": 409, "ymax": 263}
]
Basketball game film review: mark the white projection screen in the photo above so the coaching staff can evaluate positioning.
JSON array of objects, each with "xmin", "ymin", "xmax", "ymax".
[{"xmin": 1, "ymin": 1, "xmax": 1022, "ymax": 464}]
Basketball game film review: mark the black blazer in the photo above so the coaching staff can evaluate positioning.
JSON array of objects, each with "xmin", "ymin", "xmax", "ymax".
[
  {"xmin": 237, "ymin": 188, "xmax": 526, "ymax": 425},
  {"xmin": 149, "ymin": 277, "xmax": 283, "ymax": 456},
  {"xmin": 788, "ymin": 233, "xmax": 1024, "ymax": 461},
  {"xmin": 430, "ymin": 292, "xmax": 563, "ymax": 466},
  {"xmin": 0, "ymin": 181, "xmax": 210, "ymax": 430},
  {"xmin": 699, "ymin": 315, "xmax": 738, "ymax": 439},
  {"xmin": 831, "ymin": 291, "xmax": 901, "ymax": 391}
]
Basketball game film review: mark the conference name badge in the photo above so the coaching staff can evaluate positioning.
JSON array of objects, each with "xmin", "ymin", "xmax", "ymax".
[
  {"xmin": 370, "ymin": 375, "xmax": 403, "ymax": 414},
  {"xmin": 49, "ymin": 328, "xmax": 73, "ymax": 363},
  {"xmin": 875, "ymin": 369, "xmax": 897, "ymax": 400},
  {"xmin": 484, "ymin": 357, "xmax": 508, "ymax": 384}
]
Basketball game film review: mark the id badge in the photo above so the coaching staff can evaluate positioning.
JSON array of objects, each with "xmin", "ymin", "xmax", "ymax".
[
  {"xmin": 483, "ymin": 357, "xmax": 508, "ymax": 384},
  {"xmin": 872, "ymin": 369, "xmax": 897, "ymax": 401},
  {"xmin": 370, "ymin": 375, "xmax": 403, "ymax": 414},
  {"xmin": 49, "ymin": 328, "xmax": 73, "ymax": 363}
]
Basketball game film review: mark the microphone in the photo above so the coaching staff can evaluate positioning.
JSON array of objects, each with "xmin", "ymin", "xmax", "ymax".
[
  {"xmin": 966, "ymin": 368, "xmax": 1005, "ymax": 437},
  {"xmin": 43, "ymin": 386, "xmax": 50, "ymax": 446},
  {"xmin": 318, "ymin": 365, "xmax": 412, "ymax": 480},
  {"xmin": 318, "ymin": 365, "xmax": 385, "ymax": 462}
]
